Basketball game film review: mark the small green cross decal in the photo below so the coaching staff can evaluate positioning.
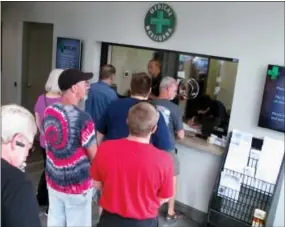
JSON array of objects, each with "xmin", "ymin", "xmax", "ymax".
[
  {"xmin": 268, "ymin": 66, "xmax": 279, "ymax": 80},
  {"xmin": 58, "ymin": 40, "xmax": 65, "ymax": 53},
  {"xmin": 150, "ymin": 11, "xmax": 171, "ymax": 34}
]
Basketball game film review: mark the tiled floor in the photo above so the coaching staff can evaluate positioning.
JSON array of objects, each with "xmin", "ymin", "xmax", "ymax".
[{"xmin": 26, "ymin": 149, "xmax": 201, "ymax": 227}]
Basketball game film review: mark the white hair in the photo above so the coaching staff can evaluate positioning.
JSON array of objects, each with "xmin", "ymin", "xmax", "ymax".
[
  {"xmin": 1, "ymin": 104, "xmax": 37, "ymax": 143},
  {"xmin": 45, "ymin": 69, "xmax": 64, "ymax": 93},
  {"xmin": 159, "ymin": 76, "xmax": 177, "ymax": 89}
]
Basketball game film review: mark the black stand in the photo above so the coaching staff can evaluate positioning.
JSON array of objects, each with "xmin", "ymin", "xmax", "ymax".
[{"xmin": 206, "ymin": 132, "xmax": 284, "ymax": 227}]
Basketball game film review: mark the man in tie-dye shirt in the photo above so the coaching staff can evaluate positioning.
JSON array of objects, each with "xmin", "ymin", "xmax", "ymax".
[{"xmin": 42, "ymin": 69, "xmax": 97, "ymax": 227}]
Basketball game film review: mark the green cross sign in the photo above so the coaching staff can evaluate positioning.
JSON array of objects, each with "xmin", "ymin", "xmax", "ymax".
[
  {"xmin": 268, "ymin": 66, "xmax": 280, "ymax": 80},
  {"xmin": 59, "ymin": 41, "xmax": 65, "ymax": 53},
  {"xmin": 144, "ymin": 3, "xmax": 176, "ymax": 42},
  {"xmin": 150, "ymin": 11, "xmax": 171, "ymax": 34}
]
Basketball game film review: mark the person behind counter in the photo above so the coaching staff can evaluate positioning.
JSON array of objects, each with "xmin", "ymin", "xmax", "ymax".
[
  {"xmin": 147, "ymin": 59, "xmax": 162, "ymax": 100},
  {"xmin": 187, "ymin": 94, "xmax": 229, "ymax": 137}
]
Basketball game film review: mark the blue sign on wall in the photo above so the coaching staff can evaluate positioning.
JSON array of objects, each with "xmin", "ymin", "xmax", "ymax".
[{"xmin": 56, "ymin": 37, "xmax": 82, "ymax": 70}]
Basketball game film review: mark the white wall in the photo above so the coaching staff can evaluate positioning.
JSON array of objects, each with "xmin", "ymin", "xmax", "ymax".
[{"xmin": 2, "ymin": 2, "xmax": 284, "ymax": 225}]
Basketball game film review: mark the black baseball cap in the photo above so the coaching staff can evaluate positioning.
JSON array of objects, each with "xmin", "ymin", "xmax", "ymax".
[{"xmin": 58, "ymin": 68, "xmax": 93, "ymax": 91}]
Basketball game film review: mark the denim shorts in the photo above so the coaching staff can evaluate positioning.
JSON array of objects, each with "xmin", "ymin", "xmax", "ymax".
[{"xmin": 47, "ymin": 187, "xmax": 93, "ymax": 227}]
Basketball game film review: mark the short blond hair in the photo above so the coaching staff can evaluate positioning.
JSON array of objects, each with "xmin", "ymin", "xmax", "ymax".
[
  {"xmin": 127, "ymin": 102, "xmax": 159, "ymax": 137},
  {"xmin": 1, "ymin": 104, "xmax": 37, "ymax": 143},
  {"xmin": 45, "ymin": 69, "xmax": 64, "ymax": 93}
]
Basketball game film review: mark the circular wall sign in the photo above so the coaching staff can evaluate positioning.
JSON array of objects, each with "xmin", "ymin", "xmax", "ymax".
[{"xmin": 144, "ymin": 3, "xmax": 176, "ymax": 42}]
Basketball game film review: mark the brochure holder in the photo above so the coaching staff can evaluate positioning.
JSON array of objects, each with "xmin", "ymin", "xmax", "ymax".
[{"xmin": 206, "ymin": 130, "xmax": 284, "ymax": 227}]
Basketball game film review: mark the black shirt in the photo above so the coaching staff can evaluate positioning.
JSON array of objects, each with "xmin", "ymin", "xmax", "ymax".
[
  {"xmin": 207, "ymin": 100, "xmax": 228, "ymax": 121},
  {"xmin": 1, "ymin": 159, "xmax": 41, "ymax": 227},
  {"xmin": 151, "ymin": 74, "xmax": 162, "ymax": 97}
]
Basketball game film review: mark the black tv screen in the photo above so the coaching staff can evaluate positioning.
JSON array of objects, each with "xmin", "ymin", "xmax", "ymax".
[{"xmin": 258, "ymin": 64, "xmax": 285, "ymax": 133}]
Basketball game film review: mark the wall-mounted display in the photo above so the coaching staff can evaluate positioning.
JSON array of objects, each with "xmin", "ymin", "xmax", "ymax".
[
  {"xmin": 56, "ymin": 37, "xmax": 82, "ymax": 70},
  {"xmin": 258, "ymin": 64, "xmax": 285, "ymax": 133}
]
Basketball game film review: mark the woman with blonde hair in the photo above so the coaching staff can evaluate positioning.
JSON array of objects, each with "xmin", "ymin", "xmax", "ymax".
[{"xmin": 34, "ymin": 68, "xmax": 63, "ymax": 215}]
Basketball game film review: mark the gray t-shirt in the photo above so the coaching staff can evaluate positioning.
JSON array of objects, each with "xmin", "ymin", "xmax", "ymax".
[{"xmin": 152, "ymin": 99, "xmax": 183, "ymax": 146}]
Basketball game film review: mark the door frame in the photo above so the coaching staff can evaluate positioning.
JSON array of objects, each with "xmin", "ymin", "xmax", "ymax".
[{"xmin": 21, "ymin": 21, "xmax": 54, "ymax": 108}]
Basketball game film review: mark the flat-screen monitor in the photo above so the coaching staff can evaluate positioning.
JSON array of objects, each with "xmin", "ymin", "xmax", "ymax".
[
  {"xmin": 56, "ymin": 37, "xmax": 82, "ymax": 70},
  {"xmin": 258, "ymin": 64, "xmax": 285, "ymax": 133}
]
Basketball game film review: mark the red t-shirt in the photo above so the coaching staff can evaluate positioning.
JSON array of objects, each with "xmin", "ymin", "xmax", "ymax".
[{"xmin": 90, "ymin": 139, "xmax": 174, "ymax": 220}]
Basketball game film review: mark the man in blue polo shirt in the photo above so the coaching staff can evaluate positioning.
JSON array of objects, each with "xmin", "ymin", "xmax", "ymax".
[
  {"xmin": 97, "ymin": 72, "xmax": 173, "ymax": 152},
  {"xmin": 85, "ymin": 65, "xmax": 118, "ymax": 128}
]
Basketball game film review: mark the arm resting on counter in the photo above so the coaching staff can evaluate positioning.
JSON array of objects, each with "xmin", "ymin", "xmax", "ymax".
[{"xmin": 177, "ymin": 135, "xmax": 224, "ymax": 156}]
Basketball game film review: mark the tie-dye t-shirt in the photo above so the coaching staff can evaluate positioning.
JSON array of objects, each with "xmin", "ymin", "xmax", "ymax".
[{"xmin": 42, "ymin": 103, "xmax": 96, "ymax": 194}]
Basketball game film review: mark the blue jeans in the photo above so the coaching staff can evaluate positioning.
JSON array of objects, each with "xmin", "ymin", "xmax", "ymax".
[{"xmin": 47, "ymin": 187, "xmax": 93, "ymax": 227}]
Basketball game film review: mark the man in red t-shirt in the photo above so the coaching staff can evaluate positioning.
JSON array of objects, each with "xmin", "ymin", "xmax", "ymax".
[{"xmin": 90, "ymin": 102, "xmax": 174, "ymax": 227}]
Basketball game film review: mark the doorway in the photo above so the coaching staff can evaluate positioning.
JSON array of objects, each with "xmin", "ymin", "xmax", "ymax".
[{"xmin": 21, "ymin": 22, "xmax": 54, "ymax": 113}]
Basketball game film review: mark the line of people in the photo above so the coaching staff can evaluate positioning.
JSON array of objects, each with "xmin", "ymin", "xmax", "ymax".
[{"xmin": 1, "ymin": 61, "xmax": 185, "ymax": 227}]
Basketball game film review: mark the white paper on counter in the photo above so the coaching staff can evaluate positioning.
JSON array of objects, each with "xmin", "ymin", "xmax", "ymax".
[
  {"xmin": 183, "ymin": 123, "xmax": 201, "ymax": 134},
  {"xmin": 255, "ymin": 137, "xmax": 284, "ymax": 185}
]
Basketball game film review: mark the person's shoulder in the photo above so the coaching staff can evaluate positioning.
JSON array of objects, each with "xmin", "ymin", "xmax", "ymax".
[
  {"xmin": 47, "ymin": 101, "xmax": 60, "ymax": 109},
  {"xmin": 99, "ymin": 139, "xmax": 123, "ymax": 148},
  {"xmin": 162, "ymin": 99, "xmax": 178, "ymax": 109},
  {"xmin": 44, "ymin": 103, "xmax": 61, "ymax": 115},
  {"xmin": 90, "ymin": 81, "xmax": 100, "ymax": 89},
  {"xmin": 76, "ymin": 107, "xmax": 93, "ymax": 122},
  {"xmin": 35, "ymin": 94, "xmax": 45, "ymax": 105},
  {"xmin": 105, "ymin": 98, "xmax": 121, "ymax": 111},
  {"xmin": 1, "ymin": 159, "xmax": 32, "ymax": 191},
  {"xmin": 152, "ymin": 99, "xmax": 174, "ymax": 108},
  {"xmin": 157, "ymin": 100, "xmax": 181, "ymax": 115},
  {"xmin": 36, "ymin": 93, "xmax": 45, "ymax": 101},
  {"xmin": 97, "ymin": 139, "xmax": 124, "ymax": 156},
  {"xmin": 169, "ymin": 101, "xmax": 181, "ymax": 112},
  {"xmin": 110, "ymin": 97, "xmax": 131, "ymax": 108},
  {"xmin": 147, "ymin": 146, "xmax": 172, "ymax": 165},
  {"xmin": 151, "ymin": 99, "xmax": 160, "ymax": 105}
]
